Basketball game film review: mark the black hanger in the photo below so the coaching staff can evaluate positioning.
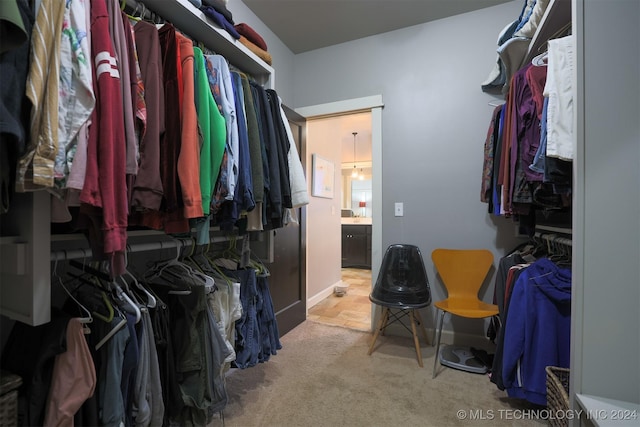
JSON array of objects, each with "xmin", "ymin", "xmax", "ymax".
[{"xmin": 69, "ymin": 259, "xmax": 111, "ymax": 281}]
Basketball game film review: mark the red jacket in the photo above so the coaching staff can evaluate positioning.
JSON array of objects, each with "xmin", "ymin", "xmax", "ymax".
[{"xmin": 80, "ymin": 0, "xmax": 128, "ymax": 273}]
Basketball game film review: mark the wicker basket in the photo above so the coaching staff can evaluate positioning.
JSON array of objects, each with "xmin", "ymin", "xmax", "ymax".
[
  {"xmin": 0, "ymin": 371, "xmax": 22, "ymax": 427},
  {"xmin": 546, "ymin": 366, "xmax": 570, "ymax": 427}
]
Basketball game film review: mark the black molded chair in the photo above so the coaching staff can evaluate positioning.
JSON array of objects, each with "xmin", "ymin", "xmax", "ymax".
[{"xmin": 367, "ymin": 244, "xmax": 432, "ymax": 367}]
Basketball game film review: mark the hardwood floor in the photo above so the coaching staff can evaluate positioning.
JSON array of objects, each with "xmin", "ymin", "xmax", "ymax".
[{"xmin": 307, "ymin": 268, "xmax": 372, "ymax": 331}]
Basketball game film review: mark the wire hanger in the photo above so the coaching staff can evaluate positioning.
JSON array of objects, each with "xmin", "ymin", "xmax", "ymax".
[
  {"xmin": 108, "ymin": 278, "xmax": 141, "ymax": 324},
  {"xmin": 126, "ymin": 5, "xmax": 142, "ymax": 23},
  {"xmin": 91, "ymin": 259, "xmax": 142, "ymax": 324},
  {"xmin": 203, "ymin": 241, "xmax": 236, "ymax": 286},
  {"xmin": 208, "ymin": 236, "xmax": 243, "ymax": 271},
  {"xmin": 70, "ymin": 258, "xmax": 111, "ymax": 282},
  {"xmin": 92, "ymin": 291, "xmax": 115, "ymax": 323},
  {"xmin": 531, "ymin": 51, "xmax": 548, "ymax": 67},
  {"xmin": 66, "ymin": 252, "xmax": 117, "ymax": 323},
  {"xmin": 144, "ymin": 240, "xmax": 194, "ymax": 295},
  {"xmin": 53, "ymin": 254, "xmax": 93, "ymax": 333},
  {"xmin": 124, "ymin": 1, "xmax": 147, "ymax": 22},
  {"xmin": 145, "ymin": 240, "xmax": 188, "ymax": 280},
  {"xmin": 95, "ymin": 305, "xmax": 128, "ymax": 350},
  {"xmin": 535, "ymin": 21, "xmax": 572, "ymax": 56},
  {"xmin": 124, "ymin": 246, "xmax": 156, "ymax": 308},
  {"xmin": 224, "ymin": 235, "xmax": 242, "ymax": 261}
]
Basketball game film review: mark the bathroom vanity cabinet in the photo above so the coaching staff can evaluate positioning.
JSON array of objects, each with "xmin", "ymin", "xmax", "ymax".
[{"xmin": 341, "ymin": 224, "xmax": 371, "ymax": 269}]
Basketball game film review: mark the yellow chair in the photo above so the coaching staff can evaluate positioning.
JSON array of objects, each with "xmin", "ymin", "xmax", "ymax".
[{"xmin": 431, "ymin": 248, "xmax": 497, "ymax": 378}]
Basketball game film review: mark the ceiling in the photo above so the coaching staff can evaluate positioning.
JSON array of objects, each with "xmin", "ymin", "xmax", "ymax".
[
  {"xmin": 241, "ymin": 0, "xmax": 513, "ymax": 165},
  {"xmin": 243, "ymin": 0, "xmax": 513, "ymax": 54}
]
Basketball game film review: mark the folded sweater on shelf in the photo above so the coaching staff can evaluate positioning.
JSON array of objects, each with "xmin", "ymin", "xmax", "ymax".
[
  {"xmin": 239, "ymin": 35, "xmax": 272, "ymax": 65},
  {"xmin": 201, "ymin": 5, "xmax": 239, "ymax": 39},
  {"xmin": 234, "ymin": 22, "xmax": 267, "ymax": 51},
  {"xmin": 202, "ymin": 0, "xmax": 233, "ymax": 24}
]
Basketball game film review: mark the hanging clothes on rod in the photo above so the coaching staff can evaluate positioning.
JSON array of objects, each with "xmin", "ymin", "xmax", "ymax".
[
  {"xmin": 480, "ymin": 1, "xmax": 573, "ymax": 236},
  {"xmin": 489, "ymin": 234, "xmax": 572, "ymax": 406},
  {"xmin": 501, "ymin": 256, "xmax": 571, "ymax": 406},
  {"xmin": 5, "ymin": 0, "xmax": 294, "ymax": 425},
  {"xmin": 10, "ymin": 0, "xmax": 308, "ymax": 279},
  {"xmin": 209, "ymin": 238, "xmax": 282, "ymax": 370},
  {"xmin": 142, "ymin": 242, "xmax": 230, "ymax": 426}
]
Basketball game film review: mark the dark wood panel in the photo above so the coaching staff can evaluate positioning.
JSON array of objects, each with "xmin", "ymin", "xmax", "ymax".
[
  {"xmin": 269, "ymin": 223, "xmax": 304, "ymax": 335},
  {"xmin": 268, "ymin": 107, "xmax": 307, "ymax": 336},
  {"xmin": 342, "ymin": 225, "xmax": 371, "ymax": 269}
]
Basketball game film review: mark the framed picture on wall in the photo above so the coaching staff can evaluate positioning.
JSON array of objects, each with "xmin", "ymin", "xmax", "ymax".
[{"xmin": 311, "ymin": 154, "xmax": 335, "ymax": 199}]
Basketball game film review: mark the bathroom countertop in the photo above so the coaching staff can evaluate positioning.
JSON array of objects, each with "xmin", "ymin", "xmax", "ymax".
[{"xmin": 341, "ymin": 218, "xmax": 372, "ymax": 225}]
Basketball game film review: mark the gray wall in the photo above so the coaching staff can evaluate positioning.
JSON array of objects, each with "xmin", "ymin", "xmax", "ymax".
[
  {"xmin": 230, "ymin": 0, "xmax": 296, "ymax": 103},
  {"xmin": 292, "ymin": 2, "xmax": 524, "ymax": 334}
]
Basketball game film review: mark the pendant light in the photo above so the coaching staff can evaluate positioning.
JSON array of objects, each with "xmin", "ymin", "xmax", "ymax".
[{"xmin": 351, "ymin": 132, "xmax": 358, "ymax": 178}]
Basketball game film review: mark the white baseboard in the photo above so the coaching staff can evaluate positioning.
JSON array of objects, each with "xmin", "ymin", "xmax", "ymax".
[
  {"xmin": 307, "ymin": 280, "xmax": 346, "ymax": 308},
  {"xmin": 380, "ymin": 323, "xmax": 496, "ymax": 352}
]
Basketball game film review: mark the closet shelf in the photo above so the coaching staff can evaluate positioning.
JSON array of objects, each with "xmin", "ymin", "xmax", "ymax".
[
  {"xmin": 141, "ymin": 0, "xmax": 274, "ymax": 85},
  {"xmin": 575, "ymin": 394, "xmax": 640, "ymax": 426},
  {"xmin": 523, "ymin": 0, "xmax": 572, "ymax": 64}
]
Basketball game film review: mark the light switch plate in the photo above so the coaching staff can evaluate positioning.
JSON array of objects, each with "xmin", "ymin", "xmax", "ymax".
[{"xmin": 394, "ymin": 202, "xmax": 403, "ymax": 217}]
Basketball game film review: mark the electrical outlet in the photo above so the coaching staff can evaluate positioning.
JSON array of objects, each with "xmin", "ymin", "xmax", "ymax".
[{"xmin": 394, "ymin": 202, "xmax": 403, "ymax": 217}]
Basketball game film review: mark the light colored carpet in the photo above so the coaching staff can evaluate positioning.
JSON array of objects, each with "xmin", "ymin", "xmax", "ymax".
[{"xmin": 210, "ymin": 320, "xmax": 546, "ymax": 427}]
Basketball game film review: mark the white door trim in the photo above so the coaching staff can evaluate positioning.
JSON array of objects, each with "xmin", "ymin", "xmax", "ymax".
[
  {"xmin": 295, "ymin": 95, "xmax": 384, "ymax": 332},
  {"xmin": 295, "ymin": 95, "xmax": 384, "ymax": 118}
]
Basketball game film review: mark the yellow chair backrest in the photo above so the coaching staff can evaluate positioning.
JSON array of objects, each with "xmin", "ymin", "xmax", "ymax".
[{"xmin": 431, "ymin": 249, "xmax": 494, "ymax": 301}]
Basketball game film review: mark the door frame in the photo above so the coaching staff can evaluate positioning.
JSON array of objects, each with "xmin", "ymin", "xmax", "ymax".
[{"xmin": 295, "ymin": 95, "xmax": 384, "ymax": 329}]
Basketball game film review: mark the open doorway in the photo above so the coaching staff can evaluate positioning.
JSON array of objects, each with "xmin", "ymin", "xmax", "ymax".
[
  {"xmin": 307, "ymin": 267, "xmax": 372, "ymax": 331},
  {"xmin": 295, "ymin": 96, "xmax": 384, "ymax": 332},
  {"xmin": 308, "ymin": 111, "xmax": 372, "ymax": 330}
]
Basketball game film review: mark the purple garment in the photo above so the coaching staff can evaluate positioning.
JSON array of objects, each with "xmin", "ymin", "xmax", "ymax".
[
  {"xmin": 201, "ymin": 6, "xmax": 240, "ymax": 39},
  {"xmin": 525, "ymin": 63, "xmax": 547, "ymax": 121},
  {"xmin": 513, "ymin": 63, "xmax": 543, "ymax": 183}
]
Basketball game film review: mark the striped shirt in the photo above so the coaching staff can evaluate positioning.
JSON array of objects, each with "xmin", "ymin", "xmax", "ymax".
[{"xmin": 16, "ymin": 0, "xmax": 65, "ymax": 191}]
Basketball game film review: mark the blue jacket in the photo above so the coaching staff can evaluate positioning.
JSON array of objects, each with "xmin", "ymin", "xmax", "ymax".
[{"xmin": 502, "ymin": 257, "xmax": 572, "ymax": 405}]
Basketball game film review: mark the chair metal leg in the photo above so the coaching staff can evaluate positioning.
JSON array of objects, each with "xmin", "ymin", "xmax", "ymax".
[
  {"xmin": 408, "ymin": 309, "xmax": 424, "ymax": 367},
  {"xmin": 414, "ymin": 309, "xmax": 430, "ymax": 346},
  {"xmin": 432, "ymin": 309, "xmax": 445, "ymax": 378},
  {"xmin": 368, "ymin": 306, "xmax": 389, "ymax": 356},
  {"xmin": 431, "ymin": 311, "xmax": 438, "ymax": 347}
]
